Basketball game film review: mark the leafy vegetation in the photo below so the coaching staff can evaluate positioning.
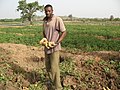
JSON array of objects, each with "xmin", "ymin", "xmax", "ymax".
[
  {"xmin": 0, "ymin": 22, "xmax": 120, "ymax": 51},
  {"xmin": 63, "ymin": 24, "xmax": 120, "ymax": 51},
  {"xmin": 0, "ymin": 26, "xmax": 42, "ymax": 46}
]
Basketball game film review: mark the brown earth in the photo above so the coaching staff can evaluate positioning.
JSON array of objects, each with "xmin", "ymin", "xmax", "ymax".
[
  {"xmin": 0, "ymin": 43, "xmax": 120, "ymax": 90},
  {"xmin": 0, "ymin": 43, "xmax": 44, "ymax": 71}
]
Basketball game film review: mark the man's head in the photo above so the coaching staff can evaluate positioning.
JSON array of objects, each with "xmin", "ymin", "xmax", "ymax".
[{"xmin": 44, "ymin": 4, "xmax": 53, "ymax": 18}]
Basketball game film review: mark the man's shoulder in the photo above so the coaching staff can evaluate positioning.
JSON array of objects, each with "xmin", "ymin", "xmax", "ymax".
[{"xmin": 54, "ymin": 16, "xmax": 63, "ymax": 22}]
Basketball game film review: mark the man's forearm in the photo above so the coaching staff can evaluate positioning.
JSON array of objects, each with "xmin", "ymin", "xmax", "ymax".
[
  {"xmin": 57, "ymin": 31, "xmax": 67, "ymax": 44},
  {"xmin": 43, "ymin": 31, "xmax": 46, "ymax": 38}
]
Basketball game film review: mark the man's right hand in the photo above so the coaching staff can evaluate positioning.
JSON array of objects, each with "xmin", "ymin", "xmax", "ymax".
[{"xmin": 39, "ymin": 38, "xmax": 57, "ymax": 49}]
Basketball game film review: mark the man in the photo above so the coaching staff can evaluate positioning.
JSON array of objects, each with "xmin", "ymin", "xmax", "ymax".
[{"xmin": 42, "ymin": 4, "xmax": 66, "ymax": 90}]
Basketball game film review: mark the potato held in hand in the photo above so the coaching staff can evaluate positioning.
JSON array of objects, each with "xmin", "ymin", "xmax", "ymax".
[
  {"xmin": 39, "ymin": 38, "xmax": 57, "ymax": 49},
  {"xmin": 39, "ymin": 38, "xmax": 47, "ymax": 45},
  {"xmin": 39, "ymin": 38, "xmax": 49, "ymax": 49},
  {"xmin": 48, "ymin": 42, "xmax": 57, "ymax": 48}
]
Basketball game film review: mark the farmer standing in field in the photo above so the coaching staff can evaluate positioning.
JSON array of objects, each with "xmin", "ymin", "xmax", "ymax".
[{"xmin": 41, "ymin": 4, "xmax": 67, "ymax": 90}]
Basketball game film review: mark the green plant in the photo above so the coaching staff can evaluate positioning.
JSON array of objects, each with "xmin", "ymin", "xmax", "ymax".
[
  {"xmin": 29, "ymin": 81, "xmax": 45, "ymax": 90},
  {"xmin": 63, "ymin": 86, "xmax": 71, "ymax": 90},
  {"xmin": 103, "ymin": 67, "xmax": 110, "ymax": 73},
  {"xmin": 98, "ymin": 60, "xmax": 107, "ymax": 66},
  {"xmin": 116, "ymin": 62, "xmax": 120, "ymax": 72},
  {"xmin": 60, "ymin": 57, "xmax": 75, "ymax": 76},
  {"xmin": 0, "ymin": 74, "xmax": 6, "ymax": 82},
  {"xmin": 84, "ymin": 59, "xmax": 94, "ymax": 66}
]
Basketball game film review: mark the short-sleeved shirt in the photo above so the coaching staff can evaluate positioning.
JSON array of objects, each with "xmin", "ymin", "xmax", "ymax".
[{"xmin": 43, "ymin": 15, "xmax": 66, "ymax": 54}]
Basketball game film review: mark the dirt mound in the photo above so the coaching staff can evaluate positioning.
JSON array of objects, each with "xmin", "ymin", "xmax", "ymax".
[
  {"xmin": 0, "ymin": 43, "xmax": 45, "ymax": 71},
  {"xmin": 0, "ymin": 43, "xmax": 46, "ymax": 90},
  {"xmin": 0, "ymin": 43, "xmax": 120, "ymax": 90}
]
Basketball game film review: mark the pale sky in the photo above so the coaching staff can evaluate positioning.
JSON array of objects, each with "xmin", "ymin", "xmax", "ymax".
[{"xmin": 0, "ymin": 0, "xmax": 120, "ymax": 19}]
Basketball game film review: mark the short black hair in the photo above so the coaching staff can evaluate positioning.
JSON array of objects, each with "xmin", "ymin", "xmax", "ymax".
[{"xmin": 44, "ymin": 4, "xmax": 53, "ymax": 10}]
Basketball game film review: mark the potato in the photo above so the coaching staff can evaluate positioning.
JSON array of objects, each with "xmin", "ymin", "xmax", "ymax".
[
  {"xmin": 39, "ymin": 38, "xmax": 56, "ymax": 49},
  {"xmin": 48, "ymin": 42, "xmax": 57, "ymax": 48}
]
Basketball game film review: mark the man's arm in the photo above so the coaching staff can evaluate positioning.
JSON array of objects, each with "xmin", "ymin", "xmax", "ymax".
[
  {"xmin": 56, "ymin": 31, "xmax": 67, "ymax": 44},
  {"xmin": 43, "ymin": 31, "xmax": 46, "ymax": 38},
  {"xmin": 43, "ymin": 23, "xmax": 46, "ymax": 38}
]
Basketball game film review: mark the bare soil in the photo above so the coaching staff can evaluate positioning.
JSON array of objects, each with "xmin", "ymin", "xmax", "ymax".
[{"xmin": 0, "ymin": 43, "xmax": 120, "ymax": 90}]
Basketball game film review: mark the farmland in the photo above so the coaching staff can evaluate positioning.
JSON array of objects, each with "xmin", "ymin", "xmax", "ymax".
[
  {"xmin": 0, "ymin": 20, "xmax": 120, "ymax": 90},
  {"xmin": 0, "ymin": 21, "xmax": 120, "ymax": 51}
]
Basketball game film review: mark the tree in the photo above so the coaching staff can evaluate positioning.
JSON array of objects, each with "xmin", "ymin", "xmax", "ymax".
[
  {"xmin": 109, "ymin": 15, "xmax": 114, "ymax": 21},
  {"xmin": 68, "ymin": 14, "xmax": 73, "ymax": 21},
  {"xmin": 17, "ymin": 0, "xmax": 44, "ymax": 25}
]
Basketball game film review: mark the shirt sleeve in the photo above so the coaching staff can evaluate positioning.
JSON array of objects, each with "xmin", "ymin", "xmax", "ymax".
[{"xmin": 57, "ymin": 17, "xmax": 66, "ymax": 32}]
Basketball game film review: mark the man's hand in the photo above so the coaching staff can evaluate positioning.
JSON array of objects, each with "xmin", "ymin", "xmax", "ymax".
[
  {"xmin": 48, "ymin": 42, "xmax": 57, "ymax": 48},
  {"xmin": 39, "ymin": 38, "xmax": 48, "ymax": 45},
  {"xmin": 39, "ymin": 38, "xmax": 57, "ymax": 49},
  {"xmin": 39, "ymin": 38, "xmax": 49, "ymax": 49}
]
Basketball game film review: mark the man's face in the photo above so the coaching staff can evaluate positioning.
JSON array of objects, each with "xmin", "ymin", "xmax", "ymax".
[{"xmin": 44, "ymin": 7, "xmax": 53, "ymax": 18}]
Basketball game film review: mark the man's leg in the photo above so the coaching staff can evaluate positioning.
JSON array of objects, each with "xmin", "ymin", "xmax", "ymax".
[
  {"xmin": 45, "ymin": 54, "xmax": 51, "ymax": 74},
  {"xmin": 45, "ymin": 53, "xmax": 53, "ymax": 89},
  {"xmin": 50, "ymin": 51, "xmax": 62, "ymax": 90}
]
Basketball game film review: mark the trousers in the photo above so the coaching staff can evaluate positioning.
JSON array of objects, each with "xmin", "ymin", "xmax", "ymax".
[{"xmin": 45, "ymin": 51, "xmax": 62, "ymax": 90}]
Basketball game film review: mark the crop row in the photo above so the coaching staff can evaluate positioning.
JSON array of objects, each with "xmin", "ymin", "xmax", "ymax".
[{"xmin": 0, "ymin": 24, "xmax": 120, "ymax": 51}]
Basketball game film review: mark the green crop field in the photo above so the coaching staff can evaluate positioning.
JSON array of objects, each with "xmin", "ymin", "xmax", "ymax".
[
  {"xmin": 63, "ymin": 24, "xmax": 120, "ymax": 51},
  {"xmin": 0, "ymin": 22, "xmax": 120, "ymax": 51}
]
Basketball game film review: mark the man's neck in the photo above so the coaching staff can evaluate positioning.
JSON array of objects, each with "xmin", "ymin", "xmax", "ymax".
[{"xmin": 44, "ymin": 14, "xmax": 54, "ymax": 21}]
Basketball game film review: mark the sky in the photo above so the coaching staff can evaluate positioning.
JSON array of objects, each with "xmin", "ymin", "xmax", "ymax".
[{"xmin": 0, "ymin": 0, "xmax": 120, "ymax": 19}]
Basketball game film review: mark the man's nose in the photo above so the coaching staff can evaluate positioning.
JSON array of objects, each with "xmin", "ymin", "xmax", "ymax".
[{"xmin": 46, "ymin": 12, "xmax": 49, "ymax": 15}]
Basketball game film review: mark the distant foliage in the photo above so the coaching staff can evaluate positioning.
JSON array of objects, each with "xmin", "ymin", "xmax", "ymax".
[
  {"xmin": 68, "ymin": 14, "xmax": 73, "ymax": 21},
  {"xmin": 110, "ymin": 15, "xmax": 114, "ymax": 21},
  {"xmin": 0, "ymin": 19, "xmax": 21, "ymax": 22}
]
